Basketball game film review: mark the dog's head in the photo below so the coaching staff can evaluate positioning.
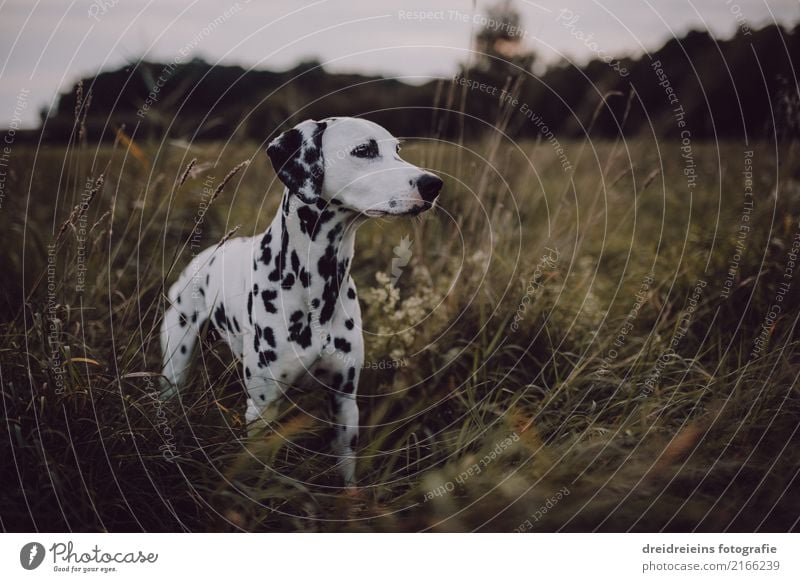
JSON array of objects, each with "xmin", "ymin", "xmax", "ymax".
[{"xmin": 267, "ymin": 117, "xmax": 443, "ymax": 216}]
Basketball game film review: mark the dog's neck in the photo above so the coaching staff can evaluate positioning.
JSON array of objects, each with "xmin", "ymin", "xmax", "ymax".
[{"xmin": 259, "ymin": 190, "xmax": 363, "ymax": 322}]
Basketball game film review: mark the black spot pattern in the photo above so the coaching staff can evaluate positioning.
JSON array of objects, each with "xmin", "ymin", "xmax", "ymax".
[
  {"xmin": 317, "ymin": 243, "xmax": 344, "ymax": 325},
  {"xmin": 288, "ymin": 309, "xmax": 312, "ymax": 348},
  {"xmin": 258, "ymin": 350, "xmax": 277, "ymax": 368},
  {"xmin": 266, "ymin": 121, "xmax": 327, "ymax": 205},
  {"xmin": 269, "ymin": 222, "xmax": 290, "ymax": 282},
  {"xmin": 253, "ymin": 325, "xmax": 261, "ymax": 351},
  {"xmin": 261, "ymin": 289, "xmax": 278, "ymax": 313},
  {"xmin": 297, "ymin": 206, "xmax": 335, "ymax": 241},
  {"xmin": 214, "ymin": 304, "xmax": 229, "ymax": 331},
  {"xmin": 334, "ymin": 337, "xmax": 351, "ymax": 353}
]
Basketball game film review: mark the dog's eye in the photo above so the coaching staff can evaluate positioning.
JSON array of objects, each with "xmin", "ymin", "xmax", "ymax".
[{"xmin": 351, "ymin": 139, "xmax": 379, "ymax": 159}]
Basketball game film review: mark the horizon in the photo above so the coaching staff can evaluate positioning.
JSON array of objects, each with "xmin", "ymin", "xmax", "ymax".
[{"xmin": 1, "ymin": 0, "xmax": 799, "ymax": 130}]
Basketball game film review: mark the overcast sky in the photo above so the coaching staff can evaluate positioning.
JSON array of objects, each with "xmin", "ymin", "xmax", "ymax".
[{"xmin": 1, "ymin": 0, "xmax": 798, "ymax": 128}]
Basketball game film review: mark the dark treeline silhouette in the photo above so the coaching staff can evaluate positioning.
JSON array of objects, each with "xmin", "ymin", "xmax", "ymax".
[{"xmin": 36, "ymin": 22, "xmax": 800, "ymax": 144}]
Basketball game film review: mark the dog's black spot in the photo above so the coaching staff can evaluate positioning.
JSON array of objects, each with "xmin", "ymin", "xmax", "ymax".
[
  {"xmin": 327, "ymin": 222, "xmax": 343, "ymax": 243},
  {"xmin": 263, "ymin": 326, "xmax": 276, "ymax": 348},
  {"xmin": 214, "ymin": 304, "xmax": 229, "ymax": 331},
  {"xmin": 300, "ymin": 268, "xmax": 312, "ymax": 287},
  {"xmin": 282, "ymin": 189, "xmax": 292, "ymax": 215},
  {"xmin": 304, "ymin": 145, "xmax": 321, "ymax": 165},
  {"xmin": 176, "ymin": 295, "xmax": 181, "ymax": 304},
  {"xmin": 317, "ymin": 244, "xmax": 344, "ymax": 325},
  {"xmin": 345, "ymin": 318, "xmax": 354, "ymax": 330},
  {"xmin": 337, "ymin": 258, "xmax": 349, "ymax": 286},
  {"xmin": 178, "ymin": 313, "xmax": 188, "ymax": 328},
  {"xmin": 281, "ymin": 273, "xmax": 295, "ymax": 289},
  {"xmin": 311, "ymin": 298, "xmax": 320, "ymax": 309},
  {"xmin": 247, "ymin": 292, "xmax": 253, "ymax": 322},
  {"xmin": 245, "ymin": 367, "xmax": 251, "ymax": 379},
  {"xmin": 297, "ymin": 205, "xmax": 335, "ymax": 241},
  {"xmin": 297, "ymin": 206, "xmax": 319, "ymax": 238},
  {"xmin": 258, "ymin": 350, "xmax": 277, "ymax": 368},
  {"xmin": 288, "ymin": 309, "xmax": 312, "ymax": 348},
  {"xmin": 334, "ymin": 338, "xmax": 351, "ymax": 353},
  {"xmin": 191, "ymin": 311, "xmax": 198, "ymax": 323},
  {"xmin": 180, "ymin": 345, "xmax": 187, "ymax": 354},
  {"xmin": 259, "ymin": 230, "xmax": 273, "ymax": 265},
  {"xmin": 269, "ymin": 222, "xmax": 290, "ymax": 281},
  {"xmin": 206, "ymin": 274, "xmax": 210, "ymax": 286},
  {"xmin": 261, "ymin": 289, "xmax": 278, "ymax": 313},
  {"xmin": 260, "ymin": 246, "xmax": 272, "ymax": 266},
  {"xmin": 347, "ymin": 287, "xmax": 356, "ymax": 300},
  {"xmin": 260, "ymin": 394, "xmax": 266, "ymax": 401}
]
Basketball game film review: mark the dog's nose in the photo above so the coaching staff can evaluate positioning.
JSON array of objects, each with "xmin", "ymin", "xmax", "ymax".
[{"xmin": 417, "ymin": 174, "xmax": 443, "ymax": 203}]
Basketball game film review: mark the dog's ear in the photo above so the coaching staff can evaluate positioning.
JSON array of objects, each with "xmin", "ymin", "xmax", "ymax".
[{"xmin": 266, "ymin": 119, "xmax": 327, "ymax": 204}]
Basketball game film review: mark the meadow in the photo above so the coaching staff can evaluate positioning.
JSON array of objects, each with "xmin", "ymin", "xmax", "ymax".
[{"xmin": 1, "ymin": 124, "xmax": 799, "ymax": 531}]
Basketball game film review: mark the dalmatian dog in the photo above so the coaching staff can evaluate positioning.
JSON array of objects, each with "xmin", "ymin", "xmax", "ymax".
[{"xmin": 160, "ymin": 117, "xmax": 443, "ymax": 486}]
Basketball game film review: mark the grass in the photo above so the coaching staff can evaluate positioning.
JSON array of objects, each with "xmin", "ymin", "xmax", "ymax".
[{"xmin": 1, "ymin": 123, "xmax": 799, "ymax": 531}]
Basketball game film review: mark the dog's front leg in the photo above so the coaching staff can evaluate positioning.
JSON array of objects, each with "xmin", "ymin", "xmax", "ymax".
[
  {"xmin": 315, "ymin": 343, "xmax": 363, "ymax": 488},
  {"xmin": 333, "ymin": 393, "xmax": 359, "ymax": 487}
]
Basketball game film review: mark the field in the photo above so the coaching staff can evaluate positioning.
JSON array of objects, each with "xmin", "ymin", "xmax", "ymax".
[{"xmin": 1, "ymin": 127, "xmax": 799, "ymax": 532}]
